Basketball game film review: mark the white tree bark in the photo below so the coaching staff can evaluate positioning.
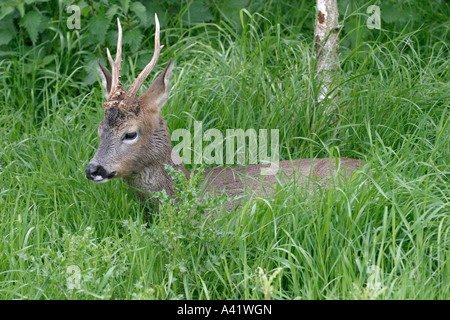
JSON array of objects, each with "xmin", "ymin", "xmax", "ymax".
[{"xmin": 314, "ymin": 0, "xmax": 340, "ymax": 113}]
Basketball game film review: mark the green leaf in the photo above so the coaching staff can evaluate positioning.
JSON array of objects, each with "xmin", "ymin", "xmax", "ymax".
[
  {"xmin": 0, "ymin": 15, "xmax": 16, "ymax": 46},
  {"xmin": 380, "ymin": 4, "xmax": 400, "ymax": 24},
  {"xmin": 0, "ymin": 4, "xmax": 15, "ymax": 20},
  {"xmin": 183, "ymin": 1, "xmax": 214, "ymax": 24},
  {"xmin": 105, "ymin": 29, "xmax": 118, "ymax": 48},
  {"xmin": 142, "ymin": 2, "xmax": 165, "ymax": 27},
  {"xmin": 219, "ymin": 0, "xmax": 249, "ymax": 33},
  {"xmin": 379, "ymin": 4, "xmax": 418, "ymax": 25},
  {"xmin": 83, "ymin": 54, "xmax": 100, "ymax": 85},
  {"xmin": 41, "ymin": 54, "xmax": 56, "ymax": 67},
  {"xmin": 98, "ymin": 266, "xmax": 116, "ymax": 291},
  {"xmin": 88, "ymin": 16, "xmax": 110, "ymax": 45},
  {"xmin": 20, "ymin": 11, "xmax": 42, "ymax": 45},
  {"xmin": 120, "ymin": 0, "xmax": 130, "ymax": 14},
  {"xmin": 124, "ymin": 29, "xmax": 143, "ymax": 53},
  {"xmin": 223, "ymin": 0, "xmax": 249, "ymax": 10},
  {"xmin": 16, "ymin": 2, "xmax": 25, "ymax": 17},
  {"xmin": 0, "ymin": 29, "xmax": 13, "ymax": 46},
  {"xmin": 130, "ymin": 2, "xmax": 146, "ymax": 25},
  {"xmin": 105, "ymin": 5, "xmax": 119, "ymax": 21},
  {"xmin": 80, "ymin": 1, "xmax": 92, "ymax": 17}
]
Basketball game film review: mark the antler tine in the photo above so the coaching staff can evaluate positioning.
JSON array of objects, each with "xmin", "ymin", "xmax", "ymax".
[
  {"xmin": 107, "ymin": 18, "xmax": 123, "ymax": 97},
  {"xmin": 125, "ymin": 13, "xmax": 164, "ymax": 101}
]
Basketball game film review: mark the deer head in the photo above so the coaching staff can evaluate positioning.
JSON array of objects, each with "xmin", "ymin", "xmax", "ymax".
[{"xmin": 86, "ymin": 15, "xmax": 174, "ymax": 184}]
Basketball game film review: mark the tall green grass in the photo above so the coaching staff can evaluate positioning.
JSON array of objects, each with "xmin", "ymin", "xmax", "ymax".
[{"xmin": 0, "ymin": 1, "xmax": 448, "ymax": 299}]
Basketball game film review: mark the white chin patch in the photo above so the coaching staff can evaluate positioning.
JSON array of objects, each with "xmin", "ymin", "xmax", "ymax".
[{"xmin": 94, "ymin": 176, "xmax": 110, "ymax": 183}]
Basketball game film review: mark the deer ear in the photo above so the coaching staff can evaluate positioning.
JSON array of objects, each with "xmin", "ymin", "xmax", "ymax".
[
  {"xmin": 139, "ymin": 59, "xmax": 174, "ymax": 111},
  {"xmin": 97, "ymin": 59, "xmax": 112, "ymax": 99}
]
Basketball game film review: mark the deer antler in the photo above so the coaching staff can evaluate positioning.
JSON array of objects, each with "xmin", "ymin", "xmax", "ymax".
[
  {"xmin": 106, "ymin": 18, "xmax": 123, "ymax": 99},
  {"xmin": 124, "ymin": 13, "xmax": 164, "ymax": 103}
]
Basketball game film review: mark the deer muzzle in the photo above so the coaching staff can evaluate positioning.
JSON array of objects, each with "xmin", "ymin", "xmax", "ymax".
[{"xmin": 85, "ymin": 163, "xmax": 117, "ymax": 183}]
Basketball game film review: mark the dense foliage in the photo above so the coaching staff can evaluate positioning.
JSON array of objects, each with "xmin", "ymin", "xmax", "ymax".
[{"xmin": 0, "ymin": 0, "xmax": 448, "ymax": 299}]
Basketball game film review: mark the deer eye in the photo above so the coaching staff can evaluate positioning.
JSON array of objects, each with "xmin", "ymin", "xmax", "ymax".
[{"xmin": 123, "ymin": 132, "xmax": 138, "ymax": 143}]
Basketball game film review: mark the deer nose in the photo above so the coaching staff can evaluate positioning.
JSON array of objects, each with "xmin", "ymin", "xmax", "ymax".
[{"xmin": 86, "ymin": 163, "xmax": 109, "ymax": 181}]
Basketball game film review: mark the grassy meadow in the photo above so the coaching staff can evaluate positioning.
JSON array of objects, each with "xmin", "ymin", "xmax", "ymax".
[{"xmin": 0, "ymin": 0, "xmax": 449, "ymax": 299}]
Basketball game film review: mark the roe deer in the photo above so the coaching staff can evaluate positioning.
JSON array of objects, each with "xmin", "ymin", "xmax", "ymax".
[{"xmin": 86, "ymin": 16, "xmax": 364, "ymax": 211}]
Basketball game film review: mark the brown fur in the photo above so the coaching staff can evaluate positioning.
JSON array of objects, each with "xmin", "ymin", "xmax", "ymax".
[{"xmin": 192, "ymin": 157, "xmax": 364, "ymax": 211}]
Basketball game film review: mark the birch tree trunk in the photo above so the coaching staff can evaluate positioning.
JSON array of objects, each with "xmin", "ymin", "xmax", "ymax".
[{"xmin": 314, "ymin": 0, "xmax": 340, "ymax": 117}]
